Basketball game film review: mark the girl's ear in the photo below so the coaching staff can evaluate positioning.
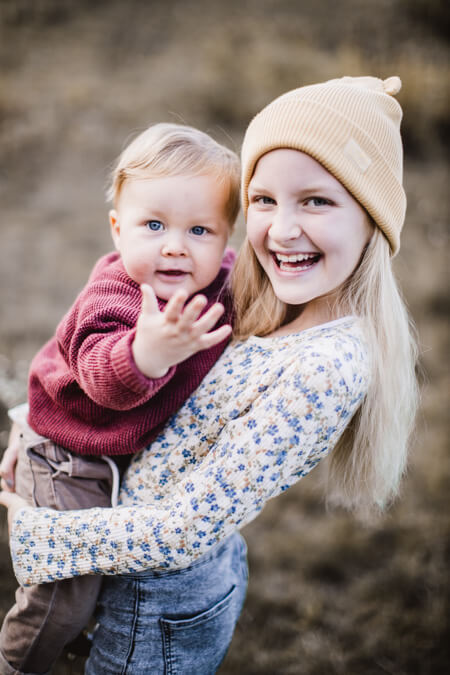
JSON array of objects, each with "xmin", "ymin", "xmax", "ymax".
[{"xmin": 109, "ymin": 209, "xmax": 121, "ymax": 250}]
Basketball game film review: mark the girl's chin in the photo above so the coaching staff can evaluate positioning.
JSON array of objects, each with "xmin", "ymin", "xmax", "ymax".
[{"xmin": 270, "ymin": 285, "xmax": 315, "ymax": 306}]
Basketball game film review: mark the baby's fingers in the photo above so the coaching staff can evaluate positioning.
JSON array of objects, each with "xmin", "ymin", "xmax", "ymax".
[
  {"xmin": 164, "ymin": 290, "xmax": 190, "ymax": 322},
  {"xmin": 192, "ymin": 302, "xmax": 226, "ymax": 335},
  {"xmin": 140, "ymin": 284, "xmax": 159, "ymax": 316},
  {"xmin": 176, "ymin": 294, "xmax": 209, "ymax": 325},
  {"xmin": 197, "ymin": 324, "xmax": 232, "ymax": 350}
]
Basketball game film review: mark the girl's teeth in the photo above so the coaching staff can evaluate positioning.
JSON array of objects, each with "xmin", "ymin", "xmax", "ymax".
[
  {"xmin": 276, "ymin": 252, "xmax": 317, "ymax": 263},
  {"xmin": 274, "ymin": 251, "xmax": 319, "ymax": 271},
  {"xmin": 279, "ymin": 262, "xmax": 314, "ymax": 271}
]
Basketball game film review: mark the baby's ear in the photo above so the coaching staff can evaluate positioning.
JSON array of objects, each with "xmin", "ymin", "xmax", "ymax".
[{"xmin": 109, "ymin": 209, "xmax": 120, "ymax": 250}]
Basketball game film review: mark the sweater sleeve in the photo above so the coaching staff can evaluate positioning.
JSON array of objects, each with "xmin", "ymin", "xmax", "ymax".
[
  {"xmin": 26, "ymin": 250, "xmax": 235, "ymax": 454},
  {"xmin": 10, "ymin": 332, "xmax": 369, "ymax": 586},
  {"xmin": 29, "ymin": 249, "xmax": 235, "ymax": 415},
  {"xmin": 53, "ymin": 274, "xmax": 175, "ymax": 411}
]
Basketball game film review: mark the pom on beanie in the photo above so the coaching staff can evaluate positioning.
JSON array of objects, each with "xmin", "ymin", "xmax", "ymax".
[{"xmin": 241, "ymin": 76, "xmax": 406, "ymax": 254}]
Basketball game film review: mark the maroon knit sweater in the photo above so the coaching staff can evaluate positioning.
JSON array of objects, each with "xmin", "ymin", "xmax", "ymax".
[{"xmin": 27, "ymin": 249, "xmax": 235, "ymax": 456}]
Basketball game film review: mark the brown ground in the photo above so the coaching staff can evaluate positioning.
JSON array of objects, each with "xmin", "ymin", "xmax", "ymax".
[{"xmin": 0, "ymin": 1, "xmax": 449, "ymax": 673}]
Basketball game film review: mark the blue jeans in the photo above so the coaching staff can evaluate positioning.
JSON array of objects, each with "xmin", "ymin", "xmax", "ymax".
[{"xmin": 85, "ymin": 532, "xmax": 248, "ymax": 674}]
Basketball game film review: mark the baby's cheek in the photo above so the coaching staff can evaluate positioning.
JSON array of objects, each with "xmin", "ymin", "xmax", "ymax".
[{"xmin": 125, "ymin": 255, "xmax": 155, "ymax": 286}]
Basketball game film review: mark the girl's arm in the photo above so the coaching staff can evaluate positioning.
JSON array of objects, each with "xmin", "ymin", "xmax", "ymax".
[{"xmin": 7, "ymin": 332, "xmax": 369, "ymax": 587}]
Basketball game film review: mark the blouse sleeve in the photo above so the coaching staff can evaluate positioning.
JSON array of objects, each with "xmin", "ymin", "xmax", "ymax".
[{"xmin": 10, "ymin": 332, "xmax": 369, "ymax": 586}]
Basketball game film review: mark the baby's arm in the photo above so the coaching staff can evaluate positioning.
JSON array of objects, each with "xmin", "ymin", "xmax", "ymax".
[
  {"xmin": 52, "ymin": 268, "xmax": 231, "ymax": 410},
  {"xmin": 132, "ymin": 285, "xmax": 232, "ymax": 379}
]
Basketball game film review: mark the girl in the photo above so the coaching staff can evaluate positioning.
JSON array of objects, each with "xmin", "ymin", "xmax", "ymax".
[{"xmin": 0, "ymin": 75, "xmax": 418, "ymax": 675}]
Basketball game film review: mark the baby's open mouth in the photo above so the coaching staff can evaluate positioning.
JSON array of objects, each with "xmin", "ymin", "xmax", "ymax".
[
  {"xmin": 272, "ymin": 252, "xmax": 321, "ymax": 271},
  {"xmin": 157, "ymin": 270, "xmax": 188, "ymax": 276}
]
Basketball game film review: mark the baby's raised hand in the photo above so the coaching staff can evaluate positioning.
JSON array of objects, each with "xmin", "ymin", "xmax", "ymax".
[{"xmin": 132, "ymin": 284, "xmax": 232, "ymax": 379}]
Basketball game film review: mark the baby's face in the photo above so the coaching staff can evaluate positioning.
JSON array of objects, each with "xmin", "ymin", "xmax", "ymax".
[{"xmin": 110, "ymin": 174, "xmax": 230, "ymax": 300}]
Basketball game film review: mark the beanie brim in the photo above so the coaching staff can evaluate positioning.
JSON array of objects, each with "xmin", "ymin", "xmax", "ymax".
[{"xmin": 241, "ymin": 83, "xmax": 406, "ymax": 255}]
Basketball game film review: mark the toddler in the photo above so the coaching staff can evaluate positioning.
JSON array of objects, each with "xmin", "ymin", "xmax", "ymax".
[{"xmin": 0, "ymin": 122, "xmax": 240, "ymax": 674}]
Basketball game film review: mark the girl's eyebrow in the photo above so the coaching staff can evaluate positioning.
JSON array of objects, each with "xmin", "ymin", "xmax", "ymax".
[
  {"xmin": 249, "ymin": 181, "xmax": 346, "ymax": 197},
  {"xmin": 299, "ymin": 184, "xmax": 344, "ymax": 196},
  {"xmin": 247, "ymin": 181, "xmax": 269, "ymax": 192}
]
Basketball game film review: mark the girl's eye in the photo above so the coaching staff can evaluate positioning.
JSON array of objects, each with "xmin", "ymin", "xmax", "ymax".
[
  {"xmin": 306, "ymin": 197, "xmax": 331, "ymax": 207},
  {"xmin": 190, "ymin": 225, "xmax": 207, "ymax": 236},
  {"xmin": 254, "ymin": 195, "xmax": 275, "ymax": 205},
  {"xmin": 146, "ymin": 220, "xmax": 164, "ymax": 231}
]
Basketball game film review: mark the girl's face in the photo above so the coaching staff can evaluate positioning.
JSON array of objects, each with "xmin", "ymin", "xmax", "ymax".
[{"xmin": 247, "ymin": 149, "xmax": 373, "ymax": 325}]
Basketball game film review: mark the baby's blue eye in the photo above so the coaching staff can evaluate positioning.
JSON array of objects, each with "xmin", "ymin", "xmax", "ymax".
[
  {"xmin": 146, "ymin": 220, "xmax": 163, "ymax": 231},
  {"xmin": 191, "ymin": 226, "xmax": 207, "ymax": 236}
]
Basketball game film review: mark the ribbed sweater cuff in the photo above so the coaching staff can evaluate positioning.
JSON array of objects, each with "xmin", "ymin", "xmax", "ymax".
[{"xmin": 111, "ymin": 330, "xmax": 175, "ymax": 396}]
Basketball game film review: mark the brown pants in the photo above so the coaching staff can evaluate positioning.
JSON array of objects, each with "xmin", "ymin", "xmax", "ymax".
[{"xmin": 0, "ymin": 438, "xmax": 117, "ymax": 675}]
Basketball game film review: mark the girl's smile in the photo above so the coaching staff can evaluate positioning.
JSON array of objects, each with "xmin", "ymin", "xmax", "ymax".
[
  {"xmin": 247, "ymin": 149, "xmax": 374, "ymax": 327},
  {"xmin": 271, "ymin": 250, "xmax": 321, "ymax": 272}
]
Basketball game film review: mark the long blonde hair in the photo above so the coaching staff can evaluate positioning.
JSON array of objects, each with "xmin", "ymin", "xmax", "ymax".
[{"xmin": 232, "ymin": 228, "xmax": 419, "ymax": 514}]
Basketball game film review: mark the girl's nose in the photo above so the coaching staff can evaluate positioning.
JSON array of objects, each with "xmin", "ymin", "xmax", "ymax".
[
  {"xmin": 161, "ymin": 234, "xmax": 187, "ymax": 257},
  {"xmin": 269, "ymin": 209, "xmax": 303, "ymax": 242}
]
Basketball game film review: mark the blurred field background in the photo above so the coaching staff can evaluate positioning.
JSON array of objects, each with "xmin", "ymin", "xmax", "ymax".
[{"xmin": 0, "ymin": 1, "xmax": 448, "ymax": 673}]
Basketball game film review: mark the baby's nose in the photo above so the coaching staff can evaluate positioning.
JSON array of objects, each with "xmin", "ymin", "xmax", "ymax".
[{"xmin": 161, "ymin": 235, "xmax": 188, "ymax": 256}]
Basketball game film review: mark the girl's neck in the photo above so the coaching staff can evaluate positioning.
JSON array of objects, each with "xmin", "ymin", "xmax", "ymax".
[{"xmin": 269, "ymin": 297, "xmax": 341, "ymax": 338}]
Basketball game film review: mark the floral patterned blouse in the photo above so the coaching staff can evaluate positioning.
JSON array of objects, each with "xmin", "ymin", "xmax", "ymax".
[{"xmin": 10, "ymin": 317, "xmax": 370, "ymax": 587}]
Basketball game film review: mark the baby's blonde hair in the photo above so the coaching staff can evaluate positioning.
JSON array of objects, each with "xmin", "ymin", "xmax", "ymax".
[
  {"xmin": 107, "ymin": 123, "xmax": 241, "ymax": 227},
  {"xmin": 232, "ymin": 229, "xmax": 419, "ymax": 514}
]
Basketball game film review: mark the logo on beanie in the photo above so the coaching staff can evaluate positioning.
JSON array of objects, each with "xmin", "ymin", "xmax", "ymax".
[{"xmin": 343, "ymin": 138, "xmax": 372, "ymax": 173}]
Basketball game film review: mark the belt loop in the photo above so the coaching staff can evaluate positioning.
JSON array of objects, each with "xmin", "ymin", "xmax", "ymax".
[{"xmin": 102, "ymin": 457, "xmax": 120, "ymax": 507}]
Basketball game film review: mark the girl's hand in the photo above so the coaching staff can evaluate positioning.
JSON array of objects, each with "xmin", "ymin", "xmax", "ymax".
[
  {"xmin": 0, "ymin": 422, "xmax": 22, "ymax": 492},
  {"xmin": 0, "ymin": 490, "xmax": 29, "ymax": 535},
  {"xmin": 132, "ymin": 285, "xmax": 232, "ymax": 379}
]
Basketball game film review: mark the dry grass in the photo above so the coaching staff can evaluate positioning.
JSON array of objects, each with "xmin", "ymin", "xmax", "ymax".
[{"xmin": 0, "ymin": 1, "xmax": 448, "ymax": 672}]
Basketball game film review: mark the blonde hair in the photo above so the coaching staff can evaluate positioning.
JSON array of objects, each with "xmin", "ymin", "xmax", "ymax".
[
  {"xmin": 107, "ymin": 123, "xmax": 241, "ymax": 227},
  {"xmin": 232, "ymin": 228, "xmax": 419, "ymax": 514}
]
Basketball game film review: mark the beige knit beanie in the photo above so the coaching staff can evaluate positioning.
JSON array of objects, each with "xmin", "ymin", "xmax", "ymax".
[{"xmin": 241, "ymin": 76, "xmax": 406, "ymax": 254}]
